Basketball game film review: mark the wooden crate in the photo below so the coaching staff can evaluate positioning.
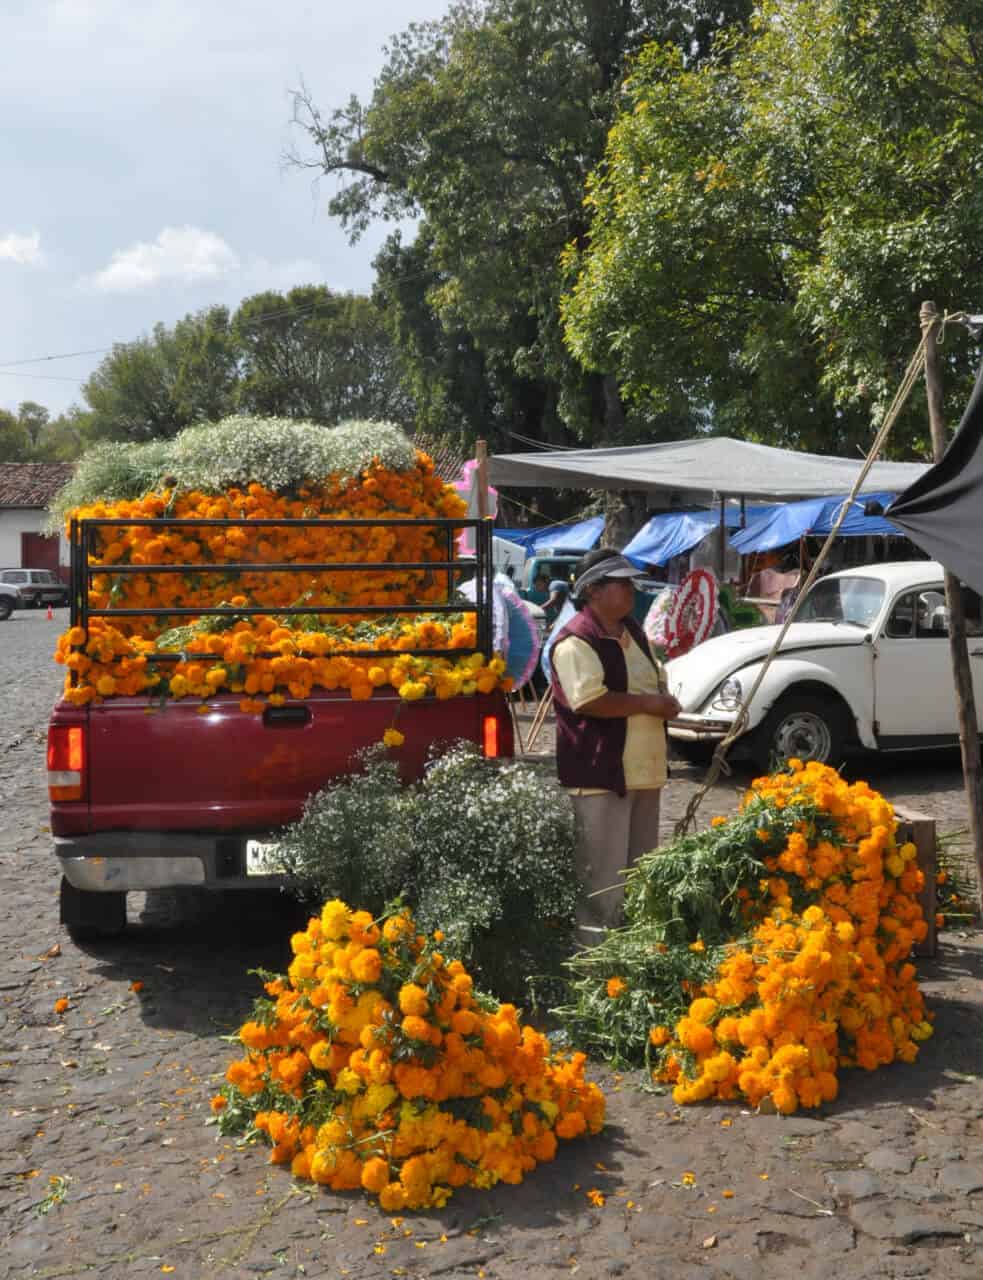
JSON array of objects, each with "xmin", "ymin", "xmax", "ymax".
[{"xmin": 894, "ymin": 805, "xmax": 937, "ymax": 959}]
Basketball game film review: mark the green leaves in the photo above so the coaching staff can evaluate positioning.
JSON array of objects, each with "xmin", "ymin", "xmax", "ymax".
[{"xmin": 563, "ymin": 0, "xmax": 983, "ymax": 455}]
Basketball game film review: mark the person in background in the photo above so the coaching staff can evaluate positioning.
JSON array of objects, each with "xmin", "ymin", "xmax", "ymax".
[
  {"xmin": 550, "ymin": 547, "xmax": 681, "ymax": 943},
  {"xmin": 531, "ymin": 572, "xmax": 551, "ymax": 597},
  {"xmin": 542, "ymin": 578, "xmax": 570, "ymax": 628}
]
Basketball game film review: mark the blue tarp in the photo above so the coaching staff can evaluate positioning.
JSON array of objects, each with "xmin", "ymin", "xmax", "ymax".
[
  {"xmin": 623, "ymin": 506, "xmax": 775, "ymax": 568},
  {"xmin": 494, "ymin": 517, "xmax": 604, "ymax": 554},
  {"xmin": 730, "ymin": 492, "xmax": 900, "ymax": 554}
]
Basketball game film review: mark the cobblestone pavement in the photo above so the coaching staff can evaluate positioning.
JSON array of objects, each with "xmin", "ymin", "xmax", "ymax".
[{"xmin": 1, "ymin": 609, "xmax": 981, "ymax": 1280}]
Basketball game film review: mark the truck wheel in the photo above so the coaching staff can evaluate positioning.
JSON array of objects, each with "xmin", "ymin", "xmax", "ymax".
[
  {"xmin": 60, "ymin": 877, "xmax": 127, "ymax": 942},
  {"xmin": 748, "ymin": 693, "xmax": 847, "ymax": 772},
  {"xmin": 0, "ymin": 599, "xmax": 12, "ymax": 621}
]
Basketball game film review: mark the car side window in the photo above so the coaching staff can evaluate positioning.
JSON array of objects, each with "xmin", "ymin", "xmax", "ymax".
[
  {"xmin": 885, "ymin": 592, "xmax": 916, "ymax": 638},
  {"xmin": 916, "ymin": 589, "xmax": 947, "ymax": 637},
  {"xmin": 3, "ymin": 571, "xmax": 28, "ymax": 583}
]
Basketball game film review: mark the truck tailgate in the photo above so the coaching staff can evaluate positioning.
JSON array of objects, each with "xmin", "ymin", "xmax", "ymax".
[{"xmin": 83, "ymin": 691, "xmax": 511, "ymax": 833}]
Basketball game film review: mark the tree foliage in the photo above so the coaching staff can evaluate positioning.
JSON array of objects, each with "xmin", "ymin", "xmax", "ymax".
[
  {"xmin": 562, "ymin": 0, "xmax": 983, "ymax": 456},
  {"xmin": 76, "ymin": 286, "xmax": 413, "ymax": 445},
  {"xmin": 291, "ymin": 0, "xmax": 750, "ymax": 448}
]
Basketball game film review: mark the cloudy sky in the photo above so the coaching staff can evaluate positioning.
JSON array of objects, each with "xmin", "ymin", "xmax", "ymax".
[{"xmin": 0, "ymin": 0, "xmax": 452, "ymax": 418}]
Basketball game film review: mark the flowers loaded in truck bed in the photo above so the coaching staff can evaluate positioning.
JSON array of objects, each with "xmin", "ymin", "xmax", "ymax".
[
  {"xmin": 51, "ymin": 416, "xmax": 511, "ymax": 710},
  {"xmin": 212, "ymin": 900, "xmax": 604, "ymax": 1210}
]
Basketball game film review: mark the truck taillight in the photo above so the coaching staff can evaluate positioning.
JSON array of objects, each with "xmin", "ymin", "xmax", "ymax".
[
  {"xmin": 482, "ymin": 714, "xmax": 500, "ymax": 759},
  {"xmin": 48, "ymin": 726, "xmax": 85, "ymax": 802}
]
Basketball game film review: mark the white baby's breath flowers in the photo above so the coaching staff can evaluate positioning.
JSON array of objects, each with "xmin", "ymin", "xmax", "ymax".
[{"xmin": 48, "ymin": 415, "xmax": 419, "ymax": 529}]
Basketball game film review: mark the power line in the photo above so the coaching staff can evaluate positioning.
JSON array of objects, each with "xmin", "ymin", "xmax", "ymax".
[
  {"xmin": 0, "ymin": 369, "xmax": 84, "ymax": 383},
  {"xmin": 0, "ymin": 297, "xmax": 335, "ymax": 374},
  {"xmin": 0, "ymin": 346, "xmax": 110, "ymax": 368}
]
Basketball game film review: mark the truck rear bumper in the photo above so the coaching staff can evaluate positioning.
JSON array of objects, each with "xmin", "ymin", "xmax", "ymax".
[{"xmin": 56, "ymin": 833, "xmax": 286, "ymax": 892}]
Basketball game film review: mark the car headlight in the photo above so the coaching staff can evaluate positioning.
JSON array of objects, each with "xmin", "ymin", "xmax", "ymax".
[{"xmin": 711, "ymin": 676, "xmax": 743, "ymax": 710}]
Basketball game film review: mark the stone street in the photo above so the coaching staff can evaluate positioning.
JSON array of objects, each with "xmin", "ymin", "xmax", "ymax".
[{"xmin": 1, "ymin": 609, "xmax": 981, "ymax": 1279}]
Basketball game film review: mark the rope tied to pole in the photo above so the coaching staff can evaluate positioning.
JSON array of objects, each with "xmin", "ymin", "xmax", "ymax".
[{"xmin": 672, "ymin": 328, "xmax": 932, "ymax": 838}]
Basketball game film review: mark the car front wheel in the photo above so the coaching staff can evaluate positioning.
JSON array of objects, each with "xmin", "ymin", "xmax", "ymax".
[
  {"xmin": 748, "ymin": 693, "xmax": 847, "ymax": 772},
  {"xmin": 0, "ymin": 598, "xmax": 12, "ymax": 621}
]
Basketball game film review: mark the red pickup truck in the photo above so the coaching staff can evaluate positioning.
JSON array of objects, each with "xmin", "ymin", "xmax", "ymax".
[{"xmin": 49, "ymin": 515, "xmax": 513, "ymax": 941}]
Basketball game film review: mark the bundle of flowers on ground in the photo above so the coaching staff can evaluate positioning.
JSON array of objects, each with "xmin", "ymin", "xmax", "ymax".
[
  {"xmin": 51, "ymin": 416, "xmax": 512, "ymax": 711},
  {"xmin": 555, "ymin": 759, "xmax": 933, "ymax": 1114},
  {"xmin": 212, "ymin": 899, "xmax": 604, "ymax": 1210}
]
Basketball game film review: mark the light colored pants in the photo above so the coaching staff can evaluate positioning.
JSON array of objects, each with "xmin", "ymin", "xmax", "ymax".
[{"xmin": 570, "ymin": 788, "xmax": 662, "ymax": 942}]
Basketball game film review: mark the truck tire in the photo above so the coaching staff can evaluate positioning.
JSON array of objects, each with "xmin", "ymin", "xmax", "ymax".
[
  {"xmin": 0, "ymin": 599, "xmax": 12, "ymax": 621},
  {"xmin": 747, "ymin": 693, "xmax": 847, "ymax": 773},
  {"xmin": 60, "ymin": 876, "xmax": 127, "ymax": 943}
]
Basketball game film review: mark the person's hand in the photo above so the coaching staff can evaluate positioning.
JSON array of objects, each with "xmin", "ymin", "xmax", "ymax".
[{"xmin": 642, "ymin": 692, "xmax": 681, "ymax": 719}]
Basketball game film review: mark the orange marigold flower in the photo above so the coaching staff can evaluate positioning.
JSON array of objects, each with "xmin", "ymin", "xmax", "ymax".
[{"xmin": 606, "ymin": 976, "xmax": 627, "ymax": 999}]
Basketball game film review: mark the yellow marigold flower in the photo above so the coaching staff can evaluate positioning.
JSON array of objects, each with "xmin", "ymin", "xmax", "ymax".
[
  {"xmin": 382, "ymin": 727, "xmax": 405, "ymax": 749},
  {"xmin": 336, "ymin": 1068, "xmax": 362, "ymax": 1096},
  {"xmin": 398, "ymin": 983, "xmax": 429, "ymax": 1017},
  {"xmin": 688, "ymin": 997, "xmax": 718, "ymax": 1025},
  {"xmin": 586, "ymin": 1188, "xmax": 605, "ymax": 1206},
  {"xmin": 320, "ymin": 899, "xmax": 351, "ymax": 941},
  {"xmin": 688, "ymin": 939, "xmax": 706, "ymax": 953},
  {"xmin": 361, "ymin": 1158, "xmax": 390, "ymax": 1194},
  {"xmin": 649, "ymin": 1025, "xmax": 670, "ymax": 1047},
  {"xmin": 711, "ymin": 816, "xmax": 727, "ymax": 827}
]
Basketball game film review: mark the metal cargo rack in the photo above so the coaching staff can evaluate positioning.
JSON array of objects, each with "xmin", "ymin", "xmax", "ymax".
[{"xmin": 68, "ymin": 515, "xmax": 494, "ymax": 674}]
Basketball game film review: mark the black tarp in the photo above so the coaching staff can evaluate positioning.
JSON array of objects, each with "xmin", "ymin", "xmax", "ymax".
[{"xmin": 888, "ymin": 363, "xmax": 983, "ymax": 597}]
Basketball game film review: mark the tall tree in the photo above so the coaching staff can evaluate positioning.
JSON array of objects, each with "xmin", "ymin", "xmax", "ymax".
[
  {"xmin": 235, "ymin": 286, "xmax": 413, "ymax": 424},
  {"xmin": 290, "ymin": 0, "xmax": 750, "ymax": 448},
  {"xmin": 0, "ymin": 408, "xmax": 32, "ymax": 461},
  {"xmin": 77, "ymin": 287, "xmax": 413, "ymax": 443},
  {"xmin": 562, "ymin": 0, "xmax": 983, "ymax": 457}
]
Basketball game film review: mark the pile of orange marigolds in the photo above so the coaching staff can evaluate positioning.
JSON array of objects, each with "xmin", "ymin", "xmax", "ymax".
[
  {"xmin": 649, "ymin": 760, "xmax": 933, "ymax": 1113},
  {"xmin": 54, "ymin": 452, "xmax": 513, "ymax": 711},
  {"xmin": 213, "ymin": 901, "xmax": 604, "ymax": 1210}
]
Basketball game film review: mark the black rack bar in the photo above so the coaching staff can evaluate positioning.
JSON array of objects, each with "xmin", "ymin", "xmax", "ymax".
[
  {"xmin": 85, "ymin": 603, "xmax": 477, "ymax": 618},
  {"xmin": 85, "ymin": 559, "xmax": 479, "ymax": 575},
  {"xmin": 141, "ymin": 646, "xmax": 482, "ymax": 663},
  {"xmin": 84, "ymin": 516, "xmax": 483, "ymax": 528}
]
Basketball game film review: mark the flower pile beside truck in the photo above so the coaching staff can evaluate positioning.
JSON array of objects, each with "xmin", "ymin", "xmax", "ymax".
[{"xmin": 46, "ymin": 417, "xmax": 514, "ymax": 941}]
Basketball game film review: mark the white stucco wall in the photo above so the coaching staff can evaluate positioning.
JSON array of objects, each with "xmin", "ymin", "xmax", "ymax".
[{"xmin": 0, "ymin": 508, "xmax": 69, "ymax": 568}]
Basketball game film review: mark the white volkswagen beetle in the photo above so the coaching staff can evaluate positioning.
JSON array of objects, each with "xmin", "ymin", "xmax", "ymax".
[{"xmin": 666, "ymin": 561, "xmax": 983, "ymax": 769}]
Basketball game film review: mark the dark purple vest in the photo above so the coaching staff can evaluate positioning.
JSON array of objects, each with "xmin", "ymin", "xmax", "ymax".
[{"xmin": 551, "ymin": 608, "xmax": 662, "ymax": 796}]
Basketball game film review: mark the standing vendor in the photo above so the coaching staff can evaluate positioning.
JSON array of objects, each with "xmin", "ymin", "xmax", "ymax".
[{"xmin": 550, "ymin": 548, "xmax": 680, "ymax": 942}]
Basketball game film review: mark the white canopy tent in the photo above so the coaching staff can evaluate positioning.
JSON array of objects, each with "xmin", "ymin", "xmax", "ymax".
[{"xmin": 487, "ymin": 436, "xmax": 928, "ymax": 504}]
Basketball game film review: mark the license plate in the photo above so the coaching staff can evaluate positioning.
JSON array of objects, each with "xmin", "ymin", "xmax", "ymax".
[{"xmin": 245, "ymin": 840, "xmax": 283, "ymax": 876}]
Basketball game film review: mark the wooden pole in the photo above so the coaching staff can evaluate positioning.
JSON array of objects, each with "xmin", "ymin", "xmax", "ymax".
[
  {"xmin": 717, "ymin": 494, "xmax": 726, "ymax": 578},
  {"xmin": 921, "ymin": 300, "xmax": 983, "ymax": 915},
  {"xmin": 475, "ymin": 439, "xmax": 490, "ymax": 520}
]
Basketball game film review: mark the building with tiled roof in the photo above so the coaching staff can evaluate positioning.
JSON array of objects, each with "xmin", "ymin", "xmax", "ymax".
[{"xmin": 0, "ymin": 463, "xmax": 76, "ymax": 578}]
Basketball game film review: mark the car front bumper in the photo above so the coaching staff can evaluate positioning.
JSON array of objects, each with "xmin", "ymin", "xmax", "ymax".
[{"xmin": 667, "ymin": 712, "xmax": 740, "ymax": 742}]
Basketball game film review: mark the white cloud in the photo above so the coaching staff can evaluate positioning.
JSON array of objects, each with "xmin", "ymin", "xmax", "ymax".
[
  {"xmin": 89, "ymin": 226, "xmax": 240, "ymax": 292},
  {"xmin": 0, "ymin": 230, "xmax": 45, "ymax": 265}
]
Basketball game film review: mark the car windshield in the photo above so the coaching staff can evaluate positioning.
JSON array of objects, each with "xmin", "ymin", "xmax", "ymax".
[{"xmin": 796, "ymin": 576, "xmax": 885, "ymax": 627}]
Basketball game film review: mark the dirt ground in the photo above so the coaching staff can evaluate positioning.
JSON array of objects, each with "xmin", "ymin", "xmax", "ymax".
[{"xmin": 2, "ymin": 610, "xmax": 982, "ymax": 1280}]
